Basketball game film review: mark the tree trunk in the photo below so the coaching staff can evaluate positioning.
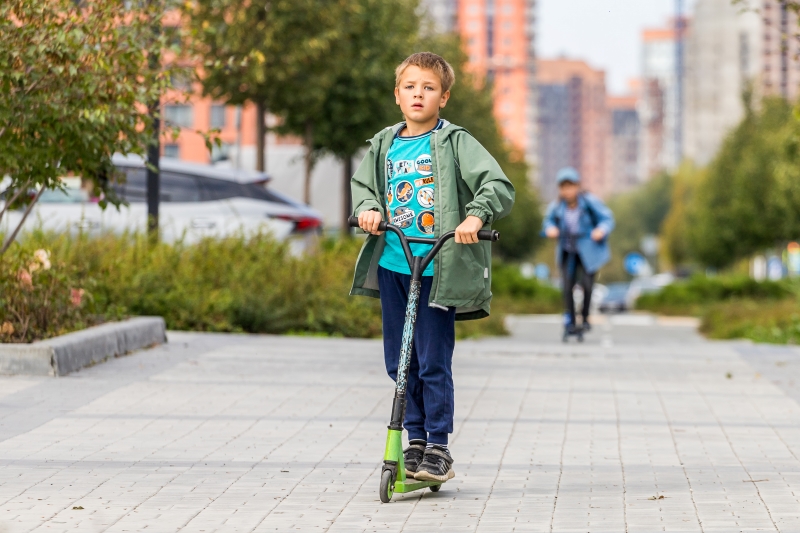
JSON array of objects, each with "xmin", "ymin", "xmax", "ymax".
[
  {"xmin": 342, "ymin": 154, "xmax": 353, "ymax": 237},
  {"xmin": 0, "ymin": 181, "xmax": 31, "ymax": 226},
  {"xmin": 1, "ymin": 186, "xmax": 45, "ymax": 255},
  {"xmin": 256, "ymin": 100, "xmax": 267, "ymax": 172},
  {"xmin": 303, "ymin": 120, "xmax": 314, "ymax": 206}
]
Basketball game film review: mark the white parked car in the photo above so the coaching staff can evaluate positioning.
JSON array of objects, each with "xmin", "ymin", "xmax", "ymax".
[
  {"xmin": 626, "ymin": 273, "xmax": 675, "ymax": 309},
  {"xmin": 1, "ymin": 155, "xmax": 323, "ymax": 251}
]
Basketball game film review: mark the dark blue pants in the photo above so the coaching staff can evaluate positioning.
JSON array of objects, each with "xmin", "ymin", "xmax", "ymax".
[{"xmin": 378, "ymin": 267, "xmax": 456, "ymax": 445}]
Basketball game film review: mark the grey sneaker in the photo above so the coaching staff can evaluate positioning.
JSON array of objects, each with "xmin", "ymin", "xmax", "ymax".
[
  {"xmin": 403, "ymin": 440, "xmax": 427, "ymax": 478},
  {"xmin": 414, "ymin": 445, "xmax": 455, "ymax": 482}
]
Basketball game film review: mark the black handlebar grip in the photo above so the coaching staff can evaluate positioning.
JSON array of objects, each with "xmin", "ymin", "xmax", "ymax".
[
  {"xmin": 477, "ymin": 230, "xmax": 500, "ymax": 242},
  {"xmin": 347, "ymin": 215, "xmax": 388, "ymax": 232}
]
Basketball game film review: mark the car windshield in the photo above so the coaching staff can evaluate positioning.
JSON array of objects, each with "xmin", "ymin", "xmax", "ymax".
[{"xmin": 38, "ymin": 188, "xmax": 90, "ymax": 203}]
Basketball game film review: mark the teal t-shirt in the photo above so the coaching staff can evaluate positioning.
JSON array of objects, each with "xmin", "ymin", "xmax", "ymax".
[{"xmin": 378, "ymin": 120, "xmax": 442, "ymax": 276}]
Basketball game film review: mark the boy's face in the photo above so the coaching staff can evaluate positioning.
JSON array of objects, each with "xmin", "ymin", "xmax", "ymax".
[
  {"xmin": 394, "ymin": 65, "xmax": 450, "ymax": 125},
  {"xmin": 558, "ymin": 181, "xmax": 580, "ymax": 204}
]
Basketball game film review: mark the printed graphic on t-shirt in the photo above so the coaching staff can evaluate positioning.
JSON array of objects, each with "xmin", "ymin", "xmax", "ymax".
[
  {"xmin": 416, "ymin": 211, "xmax": 435, "ymax": 234},
  {"xmin": 392, "ymin": 206, "xmax": 415, "ymax": 229},
  {"xmin": 395, "ymin": 160, "xmax": 413, "ymax": 175},
  {"xmin": 395, "ymin": 181, "xmax": 414, "ymax": 204},
  {"xmin": 379, "ymin": 120, "xmax": 442, "ymax": 276},
  {"xmin": 415, "ymin": 154, "xmax": 433, "ymax": 176},
  {"xmin": 417, "ymin": 187, "xmax": 434, "ymax": 209}
]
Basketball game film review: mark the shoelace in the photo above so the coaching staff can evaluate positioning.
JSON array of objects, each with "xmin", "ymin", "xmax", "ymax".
[{"xmin": 425, "ymin": 452, "xmax": 449, "ymax": 470}]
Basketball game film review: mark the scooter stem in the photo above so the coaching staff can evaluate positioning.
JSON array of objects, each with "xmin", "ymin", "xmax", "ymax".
[{"xmin": 389, "ymin": 256, "xmax": 423, "ymax": 431}]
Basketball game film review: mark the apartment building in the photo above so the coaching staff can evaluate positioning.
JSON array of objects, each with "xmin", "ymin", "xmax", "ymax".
[
  {"xmin": 607, "ymin": 96, "xmax": 641, "ymax": 194},
  {"xmin": 639, "ymin": 22, "xmax": 686, "ymax": 178},
  {"xmin": 424, "ymin": 0, "xmax": 538, "ymax": 182},
  {"xmin": 684, "ymin": 0, "xmax": 800, "ymax": 165},
  {"xmin": 537, "ymin": 59, "xmax": 610, "ymax": 200}
]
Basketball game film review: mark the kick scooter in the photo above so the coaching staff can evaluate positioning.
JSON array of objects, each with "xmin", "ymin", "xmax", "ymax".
[{"xmin": 348, "ymin": 216, "xmax": 500, "ymax": 503}]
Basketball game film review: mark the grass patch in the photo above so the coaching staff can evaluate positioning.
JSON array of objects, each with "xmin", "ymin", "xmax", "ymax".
[{"xmin": 700, "ymin": 299, "xmax": 800, "ymax": 344}]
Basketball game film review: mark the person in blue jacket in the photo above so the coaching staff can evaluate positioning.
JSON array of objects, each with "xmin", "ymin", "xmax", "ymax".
[{"xmin": 543, "ymin": 167, "xmax": 615, "ymax": 332}]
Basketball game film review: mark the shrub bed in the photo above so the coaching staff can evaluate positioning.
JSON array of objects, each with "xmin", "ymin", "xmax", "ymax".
[
  {"xmin": 636, "ymin": 274, "xmax": 791, "ymax": 316},
  {"xmin": 2, "ymin": 231, "xmax": 561, "ymax": 342},
  {"xmin": 700, "ymin": 299, "xmax": 800, "ymax": 343},
  {"xmin": 634, "ymin": 274, "xmax": 800, "ymax": 344}
]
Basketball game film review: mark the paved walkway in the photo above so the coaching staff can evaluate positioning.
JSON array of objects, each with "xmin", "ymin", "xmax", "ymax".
[{"xmin": 1, "ymin": 316, "xmax": 800, "ymax": 532}]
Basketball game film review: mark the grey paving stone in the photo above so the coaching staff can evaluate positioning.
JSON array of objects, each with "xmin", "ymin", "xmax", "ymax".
[{"xmin": 0, "ymin": 324, "xmax": 798, "ymax": 532}]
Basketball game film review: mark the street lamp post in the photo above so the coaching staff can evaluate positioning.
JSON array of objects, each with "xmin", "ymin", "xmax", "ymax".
[
  {"xmin": 146, "ymin": 3, "xmax": 161, "ymax": 237},
  {"xmin": 675, "ymin": 0, "xmax": 684, "ymax": 165}
]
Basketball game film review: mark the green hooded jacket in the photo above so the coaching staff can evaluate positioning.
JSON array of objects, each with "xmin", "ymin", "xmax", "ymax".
[{"xmin": 350, "ymin": 121, "xmax": 516, "ymax": 321}]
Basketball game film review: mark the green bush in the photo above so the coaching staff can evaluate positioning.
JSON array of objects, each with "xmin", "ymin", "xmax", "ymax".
[
  {"xmin": 636, "ymin": 274, "xmax": 790, "ymax": 316},
  {"xmin": 490, "ymin": 262, "xmax": 562, "ymax": 311},
  {"xmin": 700, "ymin": 299, "xmax": 800, "ymax": 344},
  {"xmin": 3, "ymin": 232, "xmax": 563, "ymax": 342}
]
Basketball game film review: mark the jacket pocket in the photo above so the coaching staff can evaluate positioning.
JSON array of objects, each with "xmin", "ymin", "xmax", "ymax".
[{"xmin": 439, "ymin": 241, "xmax": 485, "ymax": 301}]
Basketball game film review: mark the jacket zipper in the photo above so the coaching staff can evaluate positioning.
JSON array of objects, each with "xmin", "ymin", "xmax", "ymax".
[{"xmin": 432, "ymin": 130, "xmax": 443, "ymax": 307}]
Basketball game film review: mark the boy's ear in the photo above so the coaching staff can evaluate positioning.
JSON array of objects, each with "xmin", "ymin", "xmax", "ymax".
[
  {"xmin": 440, "ymin": 90, "xmax": 451, "ymax": 109},
  {"xmin": 394, "ymin": 86, "xmax": 400, "ymax": 106}
]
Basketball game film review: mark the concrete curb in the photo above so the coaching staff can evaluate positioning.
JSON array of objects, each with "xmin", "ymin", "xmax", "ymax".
[{"xmin": 0, "ymin": 317, "xmax": 167, "ymax": 376}]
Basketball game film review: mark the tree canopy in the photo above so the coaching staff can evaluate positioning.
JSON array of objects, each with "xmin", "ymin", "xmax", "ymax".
[{"xmin": 0, "ymin": 0, "xmax": 177, "ymax": 252}]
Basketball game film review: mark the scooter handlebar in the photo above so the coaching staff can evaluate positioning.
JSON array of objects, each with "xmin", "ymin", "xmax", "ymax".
[{"xmin": 347, "ymin": 216, "xmax": 499, "ymax": 242}]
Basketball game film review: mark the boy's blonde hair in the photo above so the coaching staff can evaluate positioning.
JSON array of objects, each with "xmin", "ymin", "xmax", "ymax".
[{"xmin": 395, "ymin": 52, "xmax": 456, "ymax": 93}]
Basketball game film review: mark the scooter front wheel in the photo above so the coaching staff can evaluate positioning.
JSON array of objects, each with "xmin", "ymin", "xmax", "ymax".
[{"xmin": 379, "ymin": 469, "xmax": 394, "ymax": 503}]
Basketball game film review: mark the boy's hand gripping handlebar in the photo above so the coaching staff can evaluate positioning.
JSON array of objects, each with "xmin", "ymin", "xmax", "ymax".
[{"xmin": 348, "ymin": 215, "xmax": 499, "ymax": 277}]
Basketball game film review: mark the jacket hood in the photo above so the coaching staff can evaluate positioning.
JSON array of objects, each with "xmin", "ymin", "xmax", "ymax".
[{"xmin": 368, "ymin": 120, "xmax": 467, "ymax": 144}]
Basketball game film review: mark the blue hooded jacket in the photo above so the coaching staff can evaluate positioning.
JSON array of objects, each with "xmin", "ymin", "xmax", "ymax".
[{"xmin": 542, "ymin": 193, "xmax": 615, "ymax": 274}]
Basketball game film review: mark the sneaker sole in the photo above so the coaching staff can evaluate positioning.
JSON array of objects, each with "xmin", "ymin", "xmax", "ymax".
[
  {"xmin": 413, "ymin": 468, "xmax": 455, "ymax": 483},
  {"xmin": 405, "ymin": 469, "xmax": 418, "ymax": 479}
]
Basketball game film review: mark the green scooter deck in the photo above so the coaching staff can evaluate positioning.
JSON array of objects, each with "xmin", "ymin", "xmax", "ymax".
[
  {"xmin": 394, "ymin": 479, "xmax": 441, "ymax": 493},
  {"xmin": 384, "ymin": 429, "xmax": 442, "ymax": 495}
]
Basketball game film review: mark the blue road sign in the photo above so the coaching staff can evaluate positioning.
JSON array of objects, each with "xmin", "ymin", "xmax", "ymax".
[{"xmin": 624, "ymin": 252, "xmax": 647, "ymax": 276}]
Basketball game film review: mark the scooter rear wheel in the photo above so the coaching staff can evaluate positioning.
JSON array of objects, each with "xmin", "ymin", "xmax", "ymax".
[
  {"xmin": 429, "ymin": 484, "xmax": 441, "ymax": 492},
  {"xmin": 379, "ymin": 470, "xmax": 394, "ymax": 503}
]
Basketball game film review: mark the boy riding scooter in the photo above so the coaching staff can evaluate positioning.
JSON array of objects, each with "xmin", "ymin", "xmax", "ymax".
[
  {"xmin": 350, "ymin": 52, "xmax": 514, "ymax": 498},
  {"xmin": 543, "ymin": 167, "xmax": 614, "ymax": 337}
]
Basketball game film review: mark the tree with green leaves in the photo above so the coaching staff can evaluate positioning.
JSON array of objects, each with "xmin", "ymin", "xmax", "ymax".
[
  {"xmin": 186, "ymin": 0, "xmax": 352, "ymax": 186},
  {"xmin": 0, "ymin": 0, "xmax": 177, "ymax": 254},
  {"xmin": 602, "ymin": 172, "xmax": 673, "ymax": 279},
  {"xmin": 686, "ymin": 97, "xmax": 798, "ymax": 268},
  {"xmin": 274, "ymin": 0, "xmax": 419, "ymax": 233}
]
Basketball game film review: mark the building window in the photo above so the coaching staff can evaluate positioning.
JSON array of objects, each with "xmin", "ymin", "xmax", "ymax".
[
  {"xmin": 163, "ymin": 143, "xmax": 180, "ymax": 159},
  {"xmin": 170, "ymin": 72, "xmax": 192, "ymax": 91},
  {"xmin": 210, "ymin": 143, "xmax": 232, "ymax": 163},
  {"xmin": 210, "ymin": 105, "xmax": 226, "ymax": 129},
  {"xmin": 163, "ymin": 104, "xmax": 193, "ymax": 129}
]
